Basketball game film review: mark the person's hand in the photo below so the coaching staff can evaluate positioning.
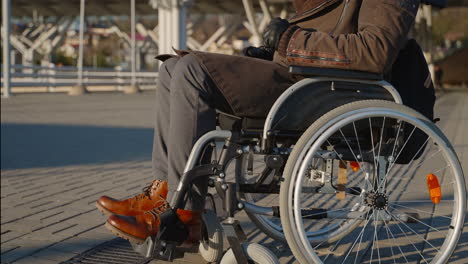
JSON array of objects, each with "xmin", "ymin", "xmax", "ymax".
[
  {"xmin": 262, "ymin": 18, "xmax": 290, "ymax": 50},
  {"xmin": 242, "ymin": 46, "xmax": 275, "ymax": 61}
]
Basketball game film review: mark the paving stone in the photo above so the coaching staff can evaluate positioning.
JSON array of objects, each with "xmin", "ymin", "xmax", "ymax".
[
  {"xmin": 32, "ymin": 248, "xmax": 77, "ymax": 262},
  {"xmin": 77, "ymin": 227, "xmax": 116, "ymax": 242},
  {"xmin": 12, "ymin": 256, "xmax": 55, "ymax": 264},
  {"xmin": 48, "ymin": 236, "xmax": 103, "ymax": 254},
  {"xmin": 0, "ymin": 240, "xmax": 54, "ymax": 263}
]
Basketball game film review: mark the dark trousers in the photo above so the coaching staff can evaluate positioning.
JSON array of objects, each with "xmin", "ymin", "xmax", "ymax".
[{"xmin": 152, "ymin": 54, "xmax": 231, "ymax": 211}]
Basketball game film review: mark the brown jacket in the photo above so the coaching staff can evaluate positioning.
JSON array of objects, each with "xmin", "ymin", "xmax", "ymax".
[
  {"xmin": 170, "ymin": 0, "xmax": 419, "ymax": 117},
  {"xmin": 275, "ymin": 0, "xmax": 419, "ymax": 73}
]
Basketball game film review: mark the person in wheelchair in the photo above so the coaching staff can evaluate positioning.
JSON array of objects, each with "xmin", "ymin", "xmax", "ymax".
[{"xmin": 96, "ymin": 0, "xmax": 424, "ymax": 246}]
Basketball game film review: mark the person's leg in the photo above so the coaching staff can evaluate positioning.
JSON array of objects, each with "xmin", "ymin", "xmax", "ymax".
[
  {"xmin": 96, "ymin": 58, "xmax": 178, "ymax": 216},
  {"xmin": 167, "ymin": 54, "xmax": 227, "ymax": 211},
  {"xmin": 152, "ymin": 57, "xmax": 179, "ymax": 180},
  {"xmin": 105, "ymin": 54, "xmax": 231, "ymax": 243}
]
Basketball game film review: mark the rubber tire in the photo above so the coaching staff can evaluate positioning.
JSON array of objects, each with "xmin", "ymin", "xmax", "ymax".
[
  {"xmin": 280, "ymin": 100, "xmax": 463, "ymax": 264},
  {"xmin": 199, "ymin": 210, "xmax": 224, "ymax": 263},
  {"xmin": 220, "ymin": 242, "xmax": 280, "ymax": 264}
]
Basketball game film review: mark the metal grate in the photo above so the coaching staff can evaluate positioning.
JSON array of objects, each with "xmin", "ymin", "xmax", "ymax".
[{"xmin": 61, "ymin": 238, "xmax": 151, "ymax": 264}]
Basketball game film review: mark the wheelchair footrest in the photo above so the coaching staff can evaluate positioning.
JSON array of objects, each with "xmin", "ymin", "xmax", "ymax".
[
  {"xmin": 131, "ymin": 208, "xmax": 190, "ymax": 261},
  {"xmin": 131, "ymin": 236, "xmax": 184, "ymax": 261}
]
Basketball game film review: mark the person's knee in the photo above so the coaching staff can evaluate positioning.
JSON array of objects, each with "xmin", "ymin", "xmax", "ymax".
[
  {"xmin": 171, "ymin": 54, "xmax": 212, "ymax": 97},
  {"xmin": 159, "ymin": 57, "xmax": 179, "ymax": 83},
  {"xmin": 173, "ymin": 54, "xmax": 204, "ymax": 80}
]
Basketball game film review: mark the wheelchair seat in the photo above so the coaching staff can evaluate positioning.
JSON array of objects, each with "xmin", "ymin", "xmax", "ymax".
[
  {"xmin": 217, "ymin": 111, "xmax": 266, "ymax": 139},
  {"xmin": 217, "ymin": 66, "xmax": 393, "ymax": 138}
]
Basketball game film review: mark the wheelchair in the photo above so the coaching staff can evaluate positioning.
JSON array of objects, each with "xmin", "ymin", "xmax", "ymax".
[{"xmin": 132, "ymin": 66, "xmax": 466, "ymax": 264}]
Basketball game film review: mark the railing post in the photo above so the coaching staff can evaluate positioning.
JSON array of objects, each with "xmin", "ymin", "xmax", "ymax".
[
  {"xmin": 115, "ymin": 66, "xmax": 124, "ymax": 91},
  {"xmin": 2, "ymin": 0, "xmax": 12, "ymax": 98},
  {"xmin": 47, "ymin": 62, "xmax": 56, "ymax": 93},
  {"xmin": 70, "ymin": 0, "xmax": 87, "ymax": 95},
  {"xmin": 124, "ymin": 0, "xmax": 140, "ymax": 94}
]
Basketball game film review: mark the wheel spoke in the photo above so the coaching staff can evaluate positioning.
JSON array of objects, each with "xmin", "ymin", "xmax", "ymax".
[
  {"xmin": 379, "ymin": 135, "xmax": 433, "ymax": 197},
  {"xmin": 408, "ymin": 148, "xmax": 442, "ymax": 174},
  {"xmin": 386, "ymin": 210, "xmax": 431, "ymax": 264},
  {"xmin": 369, "ymin": 212, "xmax": 377, "ymax": 264},
  {"xmin": 388, "ymin": 205, "xmax": 444, "ymax": 232},
  {"xmin": 340, "ymin": 212, "xmax": 374, "ymax": 264},
  {"xmin": 389, "ymin": 120, "xmax": 403, "ymax": 162},
  {"xmin": 376, "ymin": 117, "xmax": 386, "ymax": 160},
  {"xmin": 382, "ymin": 217, "xmax": 398, "ymax": 264},
  {"xmin": 323, "ymin": 235, "xmax": 345, "ymax": 263},
  {"xmin": 353, "ymin": 213, "xmax": 371, "ymax": 264},
  {"xmin": 389, "ymin": 203, "xmax": 452, "ymax": 220},
  {"xmin": 339, "ymin": 128, "xmax": 370, "ymax": 175},
  {"xmin": 327, "ymin": 140, "xmax": 370, "ymax": 188},
  {"xmin": 374, "ymin": 212, "xmax": 382, "ymax": 264},
  {"xmin": 406, "ymin": 134, "xmax": 432, "ymax": 162},
  {"xmin": 431, "ymin": 164, "xmax": 451, "ymax": 175},
  {"xmin": 385, "ymin": 126, "xmax": 417, "ymax": 179},
  {"xmin": 388, "ymin": 210, "xmax": 441, "ymax": 253},
  {"xmin": 389, "ymin": 199, "xmax": 453, "ymax": 203},
  {"xmin": 383, "ymin": 218, "xmax": 410, "ymax": 263},
  {"xmin": 353, "ymin": 121, "xmax": 365, "ymax": 163},
  {"xmin": 369, "ymin": 117, "xmax": 378, "ymax": 170},
  {"xmin": 313, "ymin": 207, "xmax": 366, "ymax": 249},
  {"xmin": 326, "ymin": 140, "xmax": 373, "ymax": 188}
]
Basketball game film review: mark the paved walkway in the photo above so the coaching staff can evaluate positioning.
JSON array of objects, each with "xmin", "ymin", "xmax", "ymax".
[{"xmin": 1, "ymin": 90, "xmax": 467, "ymax": 263}]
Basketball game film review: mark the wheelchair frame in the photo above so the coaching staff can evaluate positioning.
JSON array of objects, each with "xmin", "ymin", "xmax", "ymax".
[{"xmin": 131, "ymin": 67, "xmax": 465, "ymax": 264}]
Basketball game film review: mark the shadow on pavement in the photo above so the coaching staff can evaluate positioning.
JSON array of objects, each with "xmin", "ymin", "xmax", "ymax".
[{"xmin": 1, "ymin": 123, "xmax": 153, "ymax": 170}]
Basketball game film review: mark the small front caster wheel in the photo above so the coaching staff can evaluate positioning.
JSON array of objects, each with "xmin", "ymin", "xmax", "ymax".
[
  {"xmin": 199, "ymin": 210, "xmax": 224, "ymax": 263},
  {"xmin": 220, "ymin": 242, "xmax": 279, "ymax": 264}
]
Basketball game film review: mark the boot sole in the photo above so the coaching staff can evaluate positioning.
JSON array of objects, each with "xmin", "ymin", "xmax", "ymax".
[
  {"xmin": 104, "ymin": 221, "xmax": 146, "ymax": 244},
  {"xmin": 95, "ymin": 202, "xmax": 114, "ymax": 216}
]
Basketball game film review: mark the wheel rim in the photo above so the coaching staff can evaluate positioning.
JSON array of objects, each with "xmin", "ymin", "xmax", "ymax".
[{"xmin": 286, "ymin": 107, "xmax": 465, "ymax": 264}]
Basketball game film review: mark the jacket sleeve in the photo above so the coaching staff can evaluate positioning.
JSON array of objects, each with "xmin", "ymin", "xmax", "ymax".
[{"xmin": 278, "ymin": 0, "xmax": 419, "ymax": 73}]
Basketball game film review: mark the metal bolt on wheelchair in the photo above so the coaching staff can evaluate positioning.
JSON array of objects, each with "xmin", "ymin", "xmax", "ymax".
[{"xmin": 131, "ymin": 66, "xmax": 466, "ymax": 264}]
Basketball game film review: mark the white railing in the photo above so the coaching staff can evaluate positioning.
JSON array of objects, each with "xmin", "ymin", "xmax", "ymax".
[{"xmin": 1, "ymin": 64, "xmax": 158, "ymax": 93}]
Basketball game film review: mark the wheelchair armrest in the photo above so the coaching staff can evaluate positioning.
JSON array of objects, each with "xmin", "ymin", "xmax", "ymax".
[{"xmin": 289, "ymin": 66, "xmax": 383, "ymax": 81}]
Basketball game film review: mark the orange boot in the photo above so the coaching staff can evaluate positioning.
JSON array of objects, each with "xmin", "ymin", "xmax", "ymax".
[{"xmin": 96, "ymin": 180, "xmax": 168, "ymax": 216}]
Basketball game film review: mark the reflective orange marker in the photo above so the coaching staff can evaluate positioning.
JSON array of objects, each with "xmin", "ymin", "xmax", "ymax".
[
  {"xmin": 349, "ymin": 161, "xmax": 360, "ymax": 172},
  {"xmin": 426, "ymin": 173, "xmax": 442, "ymax": 204}
]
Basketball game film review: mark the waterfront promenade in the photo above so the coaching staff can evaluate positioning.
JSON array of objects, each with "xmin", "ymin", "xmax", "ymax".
[{"xmin": 1, "ymin": 90, "xmax": 467, "ymax": 263}]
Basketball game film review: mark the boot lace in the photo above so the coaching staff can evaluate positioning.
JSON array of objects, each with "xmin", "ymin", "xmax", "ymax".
[
  {"xmin": 146, "ymin": 197, "xmax": 169, "ymax": 219},
  {"xmin": 135, "ymin": 180, "xmax": 163, "ymax": 201}
]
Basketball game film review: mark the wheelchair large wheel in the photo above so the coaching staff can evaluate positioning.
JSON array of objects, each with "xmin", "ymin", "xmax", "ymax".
[{"xmin": 280, "ymin": 100, "xmax": 466, "ymax": 264}]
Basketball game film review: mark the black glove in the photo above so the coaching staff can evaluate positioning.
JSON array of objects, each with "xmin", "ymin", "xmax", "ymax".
[
  {"xmin": 242, "ymin": 46, "xmax": 275, "ymax": 61},
  {"xmin": 262, "ymin": 18, "xmax": 290, "ymax": 50}
]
